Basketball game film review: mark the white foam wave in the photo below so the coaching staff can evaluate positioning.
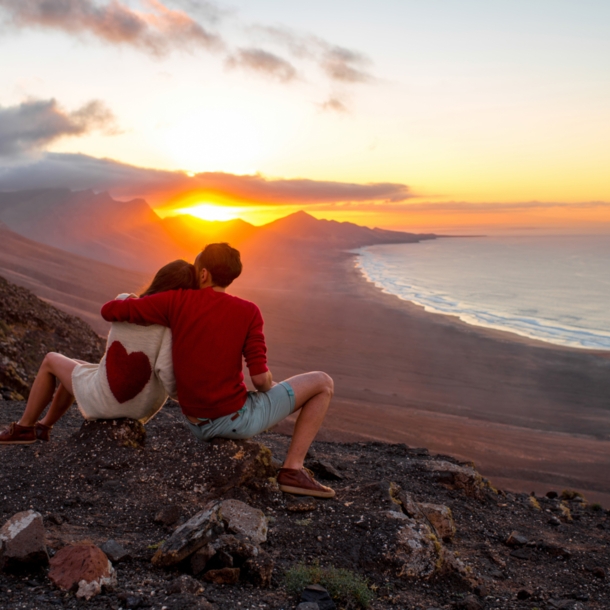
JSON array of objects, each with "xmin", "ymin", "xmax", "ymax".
[{"xmin": 355, "ymin": 248, "xmax": 610, "ymax": 351}]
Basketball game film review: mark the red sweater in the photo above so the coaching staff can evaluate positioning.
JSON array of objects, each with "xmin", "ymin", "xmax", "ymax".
[{"xmin": 100, "ymin": 288, "xmax": 268, "ymax": 419}]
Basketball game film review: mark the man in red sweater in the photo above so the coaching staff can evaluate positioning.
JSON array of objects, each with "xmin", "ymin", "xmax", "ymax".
[{"xmin": 101, "ymin": 243, "xmax": 335, "ymax": 498}]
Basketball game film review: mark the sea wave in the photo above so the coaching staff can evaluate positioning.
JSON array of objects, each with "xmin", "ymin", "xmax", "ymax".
[{"xmin": 355, "ymin": 248, "xmax": 610, "ymax": 351}]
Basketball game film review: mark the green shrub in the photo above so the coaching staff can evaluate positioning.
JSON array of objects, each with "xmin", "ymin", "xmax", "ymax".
[
  {"xmin": 284, "ymin": 562, "xmax": 374, "ymax": 608},
  {"xmin": 591, "ymin": 502, "xmax": 603, "ymax": 512}
]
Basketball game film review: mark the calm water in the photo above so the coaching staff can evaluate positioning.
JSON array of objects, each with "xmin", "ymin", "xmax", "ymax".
[{"xmin": 356, "ymin": 235, "xmax": 610, "ymax": 350}]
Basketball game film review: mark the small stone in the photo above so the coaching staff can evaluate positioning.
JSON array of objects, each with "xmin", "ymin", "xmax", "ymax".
[
  {"xmin": 308, "ymin": 460, "xmax": 343, "ymax": 481},
  {"xmin": 457, "ymin": 594, "xmax": 483, "ymax": 610},
  {"xmin": 166, "ymin": 574, "xmax": 204, "ymax": 595},
  {"xmin": 301, "ymin": 584, "xmax": 336, "ymax": 610},
  {"xmin": 297, "ymin": 604, "xmax": 320, "ymax": 610},
  {"xmin": 286, "ymin": 496, "xmax": 317, "ymax": 512},
  {"xmin": 0, "ymin": 510, "xmax": 49, "ymax": 570},
  {"xmin": 592, "ymin": 566, "xmax": 606, "ymax": 579},
  {"xmin": 419, "ymin": 503, "xmax": 456, "ymax": 542},
  {"xmin": 100, "ymin": 540, "xmax": 130, "ymax": 563},
  {"xmin": 49, "ymin": 544, "xmax": 116, "ymax": 600},
  {"xmin": 219, "ymin": 499, "xmax": 268, "ymax": 544},
  {"xmin": 474, "ymin": 585, "xmax": 488, "ymax": 597},
  {"xmin": 243, "ymin": 551, "xmax": 274, "ymax": 587},
  {"xmin": 546, "ymin": 491, "xmax": 559, "ymax": 499},
  {"xmin": 154, "ymin": 505, "xmax": 182, "ymax": 526},
  {"xmin": 548, "ymin": 516, "xmax": 561, "ymax": 526},
  {"xmin": 517, "ymin": 589, "xmax": 532, "ymax": 600},
  {"xmin": 203, "ymin": 567, "xmax": 240, "ymax": 584},
  {"xmin": 506, "ymin": 531, "xmax": 529, "ymax": 546},
  {"xmin": 510, "ymin": 548, "xmax": 531, "ymax": 560},
  {"xmin": 125, "ymin": 596, "xmax": 143, "ymax": 609}
]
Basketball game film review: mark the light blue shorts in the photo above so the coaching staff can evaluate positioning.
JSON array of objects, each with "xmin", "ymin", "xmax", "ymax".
[{"xmin": 182, "ymin": 381, "xmax": 296, "ymax": 442}]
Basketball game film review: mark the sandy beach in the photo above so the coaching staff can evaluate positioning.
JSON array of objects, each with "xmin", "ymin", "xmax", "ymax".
[{"xmin": 234, "ymin": 244, "xmax": 610, "ymax": 505}]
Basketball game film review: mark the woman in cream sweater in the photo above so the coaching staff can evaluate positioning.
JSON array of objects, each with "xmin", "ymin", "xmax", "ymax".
[{"xmin": 0, "ymin": 260, "xmax": 198, "ymax": 444}]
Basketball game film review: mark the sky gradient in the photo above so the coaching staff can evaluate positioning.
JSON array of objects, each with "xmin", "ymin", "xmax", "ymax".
[{"xmin": 1, "ymin": 0, "xmax": 609, "ymax": 233}]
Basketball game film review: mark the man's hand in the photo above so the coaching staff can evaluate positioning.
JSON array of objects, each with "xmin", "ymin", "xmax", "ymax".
[{"xmin": 251, "ymin": 370, "xmax": 273, "ymax": 392}]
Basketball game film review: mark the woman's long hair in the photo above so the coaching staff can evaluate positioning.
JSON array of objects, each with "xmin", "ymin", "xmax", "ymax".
[{"xmin": 139, "ymin": 260, "xmax": 198, "ymax": 297}]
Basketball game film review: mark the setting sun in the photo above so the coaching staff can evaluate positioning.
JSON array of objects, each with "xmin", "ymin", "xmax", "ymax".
[{"xmin": 174, "ymin": 204, "xmax": 239, "ymax": 222}]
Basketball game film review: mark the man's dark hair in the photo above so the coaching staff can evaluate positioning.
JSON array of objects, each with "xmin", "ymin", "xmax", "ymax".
[
  {"xmin": 195, "ymin": 243, "xmax": 242, "ymax": 288},
  {"xmin": 140, "ymin": 259, "xmax": 198, "ymax": 297}
]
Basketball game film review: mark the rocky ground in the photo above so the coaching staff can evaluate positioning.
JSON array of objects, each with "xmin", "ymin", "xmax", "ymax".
[
  {"xmin": 0, "ymin": 275, "xmax": 105, "ymax": 400},
  {"xmin": 1, "ymin": 398, "xmax": 609, "ymax": 610}
]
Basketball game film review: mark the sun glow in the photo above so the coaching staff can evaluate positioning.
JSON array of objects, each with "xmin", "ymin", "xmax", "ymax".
[{"xmin": 174, "ymin": 204, "xmax": 239, "ymax": 222}]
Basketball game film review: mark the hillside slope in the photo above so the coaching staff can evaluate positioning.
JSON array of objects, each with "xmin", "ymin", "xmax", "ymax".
[
  {"xmin": 0, "ymin": 275, "xmax": 104, "ymax": 400},
  {"xmin": 0, "ymin": 222, "xmax": 149, "ymax": 334}
]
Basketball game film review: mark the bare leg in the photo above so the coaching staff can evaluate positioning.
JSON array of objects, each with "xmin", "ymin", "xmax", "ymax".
[
  {"xmin": 282, "ymin": 371, "xmax": 334, "ymax": 470},
  {"xmin": 18, "ymin": 353, "xmax": 80, "ymax": 427}
]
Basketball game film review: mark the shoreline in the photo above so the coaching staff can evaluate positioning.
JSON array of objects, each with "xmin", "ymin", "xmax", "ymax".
[
  {"xmin": 354, "ymin": 240, "xmax": 610, "ymax": 353},
  {"xmin": 237, "ymin": 244, "xmax": 610, "ymax": 505}
]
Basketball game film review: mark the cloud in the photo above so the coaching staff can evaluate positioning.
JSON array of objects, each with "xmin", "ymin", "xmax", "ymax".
[
  {"xmin": 0, "ymin": 152, "xmax": 413, "ymax": 206},
  {"xmin": 320, "ymin": 97, "xmax": 349, "ymax": 113},
  {"xmin": 226, "ymin": 48, "xmax": 297, "ymax": 82},
  {"xmin": 0, "ymin": 0, "xmax": 223, "ymax": 56},
  {"xmin": 320, "ymin": 46, "xmax": 371, "ymax": 83},
  {"xmin": 249, "ymin": 25, "xmax": 374, "ymax": 84},
  {"xmin": 0, "ymin": 99, "xmax": 118, "ymax": 157}
]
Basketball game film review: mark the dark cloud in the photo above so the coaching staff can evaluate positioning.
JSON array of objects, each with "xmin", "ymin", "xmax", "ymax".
[
  {"xmin": 0, "ymin": 99, "xmax": 118, "ymax": 157},
  {"xmin": 226, "ymin": 48, "xmax": 297, "ymax": 82},
  {"xmin": 0, "ymin": 0, "xmax": 223, "ymax": 56},
  {"xmin": 0, "ymin": 153, "xmax": 412, "ymax": 206}
]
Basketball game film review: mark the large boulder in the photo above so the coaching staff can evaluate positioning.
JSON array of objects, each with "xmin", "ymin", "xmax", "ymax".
[
  {"xmin": 426, "ymin": 460, "xmax": 496, "ymax": 500},
  {"xmin": 48, "ymin": 544, "xmax": 117, "ymax": 600},
  {"xmin": 0, "ymin": 510, "xmax": 48, "ymax": 570},
  {"xmin": 153, "ymin": 499, "xmax": 268, "ymax": 567},
  {"xmin": 385, "ymin": 511, "xmax": 442, "ymax": 579},
  {"xmin": 153, "ymin": 500, "xmax": 273, "ymax": 587},
  {"xmin": 72, "ymin": 418, "xmax": 146, "ymax": 449},
  {"xmin": 419, "ymin": 503, "xmax": 456, "ymax": 542}
]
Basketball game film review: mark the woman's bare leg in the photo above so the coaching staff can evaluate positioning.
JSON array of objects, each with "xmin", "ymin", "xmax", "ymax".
[{"xmin": 18, "ymin": 353, "xmax": 80, "ymax": 427}]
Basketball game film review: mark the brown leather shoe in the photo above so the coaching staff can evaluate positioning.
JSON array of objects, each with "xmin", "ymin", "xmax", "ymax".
[
  {"xmin": 0, "ymin": 422, "xmax": 36, "ymax": 444},
  {"xmin": 277, "ymin": 468, "xmax": 336, "ymax": 499},
  {"xmin": 35, "ymin": 422, "xmax": 53, "ymax": 442}
]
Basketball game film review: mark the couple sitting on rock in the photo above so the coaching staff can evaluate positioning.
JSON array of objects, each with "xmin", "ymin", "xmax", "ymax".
[{"xmin": 0, "ymin": 243, "xmax": 335, "ymax": 498}]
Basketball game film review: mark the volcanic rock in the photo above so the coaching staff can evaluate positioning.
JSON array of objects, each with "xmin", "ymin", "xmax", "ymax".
[
  {"xmin": 72, "ymin": 418, "xmax": 146, "ymax": 449},
  {"xmin": 419, "ymin": 502, "xmax": 456, "ymax": 542},
  {"xmin": 100, "ymin": 539, "xmax": 130, "ymax": 563},
  {"xmin": 203, "ymin": 567, "xmax": 240, "ymax": 584},
  {"xmin": 0, "ymin": 510, "xmax": 48, "ymax": 570},
  {"xmin": 48, "ymin": 543, "xmax": 116, "ymax": 600}
]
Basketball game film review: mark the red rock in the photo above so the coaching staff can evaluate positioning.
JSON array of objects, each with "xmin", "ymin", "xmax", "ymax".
[
  {"xmin": 48, "ymin": 544, "xmax": 116, "ymax": 600},
  {"xmin": 203, "ymin": 567, "xmax": 240, "ymax": 584},
  {"xmin": 0, "ymin": 510, "xmax": 48, "ymax": 570}
]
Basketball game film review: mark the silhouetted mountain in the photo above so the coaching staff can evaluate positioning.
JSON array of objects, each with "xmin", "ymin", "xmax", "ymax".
[
  {"xmin": 0, "ymin": 189, "xmax": 189, "ymax": 272},
  {"xmin": 261, "ymin": 210, "xmax": 435, "ymax": 248},
  {"xmin": 0, "ymin": 189, "xmax": 436, "ymax": 276},
  {"xmin": 161, "ymin": 215, "xmax": 258, "ymax": 253}
]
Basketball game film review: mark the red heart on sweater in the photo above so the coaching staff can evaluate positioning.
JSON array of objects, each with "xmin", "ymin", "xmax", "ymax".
[{"xmin": 105, "ymin": 341, "xmax": 152, "ymax": 404}]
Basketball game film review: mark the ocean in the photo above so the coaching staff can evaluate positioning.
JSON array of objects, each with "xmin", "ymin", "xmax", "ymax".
[{"xmin": 355, "ymin": 235, "xmax": 610, "ymax": 351}]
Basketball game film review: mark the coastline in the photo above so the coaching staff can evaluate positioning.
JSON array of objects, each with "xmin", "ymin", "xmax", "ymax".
[
  {"xmin": 236, "ymin": 245, "xmax": 610, "ymax": 505},
  {"xmin": 355, "ymin": 239, "xmax": 610, "ymax": 353}
]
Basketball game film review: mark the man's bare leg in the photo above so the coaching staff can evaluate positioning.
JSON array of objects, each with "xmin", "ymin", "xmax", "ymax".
[
  {"xmin": 19, "ymin": 353, "xmax": 79, "ymax": 427},
  {"xmin": 282, "ymin": 371, "xmax": 334, "ymax": 470}
]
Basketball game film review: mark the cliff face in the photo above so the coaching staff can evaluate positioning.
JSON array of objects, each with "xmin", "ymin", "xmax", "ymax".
[{"xmin": 0, "ymin": 275, "xmax": 105, "ymax": 400}]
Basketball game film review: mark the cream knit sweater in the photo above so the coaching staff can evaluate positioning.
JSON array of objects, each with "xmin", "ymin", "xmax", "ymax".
[{"xmin": 72, "ymin": 294, "xmax": 176, "ymax": 423}]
